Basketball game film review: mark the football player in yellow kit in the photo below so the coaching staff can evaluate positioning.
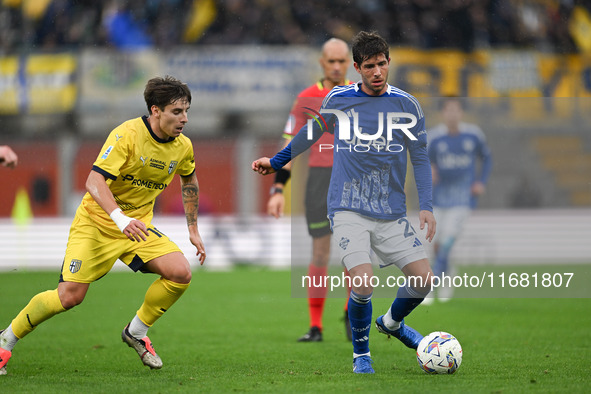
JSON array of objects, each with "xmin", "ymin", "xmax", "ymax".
[{"xmin": 0, "ymin": 76, "xmax": 206, "ymax": 374}]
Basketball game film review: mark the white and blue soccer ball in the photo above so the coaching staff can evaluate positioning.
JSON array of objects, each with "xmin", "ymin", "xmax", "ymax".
[{"xmin": 416, "ymin": 331, "xmax": 462, "ymax": 374}]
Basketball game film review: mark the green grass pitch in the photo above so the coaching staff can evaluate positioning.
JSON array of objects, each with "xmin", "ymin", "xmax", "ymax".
[{"xmin": 1, "ymin": 267, "xmax": 590, "ymax": 393}]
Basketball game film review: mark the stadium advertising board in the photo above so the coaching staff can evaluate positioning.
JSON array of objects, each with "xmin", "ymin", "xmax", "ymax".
[
  {"xmin": 0, "ymin": 56, "xmax": 19, "ymax": 114},
  {"xmin": 2, "ymin": 47, "xmax": 591, "ymax": 118},
  {"xmin": 78, "ymin": 49, "xmax": 161, "ymax": 116},
  {"xmin": 164, "ymin": 46, "xmax": 317, "ymax": 112},
  {"xmin": 0, "ymin": 54, "xmax": 76, "ymax": 115}
]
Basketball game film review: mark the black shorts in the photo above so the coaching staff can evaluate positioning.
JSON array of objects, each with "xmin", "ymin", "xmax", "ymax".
[{"xmin": 304, "ymin": 167, "xmax": 332, "ymax": 238}]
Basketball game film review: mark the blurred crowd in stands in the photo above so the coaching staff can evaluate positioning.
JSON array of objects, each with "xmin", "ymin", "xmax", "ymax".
[{"xmin": 0, "ymin": 0, "xmax": 588, "ymax": 54}]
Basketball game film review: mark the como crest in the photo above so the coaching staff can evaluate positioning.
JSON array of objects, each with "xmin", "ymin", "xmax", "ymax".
[{"xmin": 339, "ymin": 237, "xmax": 350, "ymax": 250}]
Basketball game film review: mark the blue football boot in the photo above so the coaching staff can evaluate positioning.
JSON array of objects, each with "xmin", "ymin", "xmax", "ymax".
[
  {"xmin": 375, "ymin": 316, "xmax": 423, "ymax": 350},
  {"xmin": 352, "ymin": 355, "xmax": 375, "ymax": 374}
]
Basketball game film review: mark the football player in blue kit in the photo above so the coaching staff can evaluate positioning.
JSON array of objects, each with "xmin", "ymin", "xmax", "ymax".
[
  {"xmin": 426, "ymin": 97, "xmax": 492, "ymax": 302},
  {"xmin": 253, "ymin": 31, "xmax": 436, "ymax": 374}
]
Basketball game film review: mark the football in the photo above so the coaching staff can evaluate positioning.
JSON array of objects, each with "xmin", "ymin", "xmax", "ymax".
[{"xmin": 416, "ymin": 331, "xmax": 463, "ymax": 374}]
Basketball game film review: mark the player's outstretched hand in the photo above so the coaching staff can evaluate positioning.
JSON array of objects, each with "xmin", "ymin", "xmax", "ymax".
[
  {"xmin": 267, "ymin": 193, "xmax": 285, "ymax": 219},
  {"xmin": 0, "ymin": 145, "xmax": 18, "ymax": 168},
  {"xmin": 190, "ymin": 232, "xmax": 206, "ymax": 265},
  {"xmin": 123, "ymin": 219, "xmax": 150, "ymax": 242},
  {"xmin": 252, "ymin": 157, "xmax": 276, "ymax": 175},
  {"xmin": 419, "ymin": 210, "xmax": 436, "ymax": 242}
]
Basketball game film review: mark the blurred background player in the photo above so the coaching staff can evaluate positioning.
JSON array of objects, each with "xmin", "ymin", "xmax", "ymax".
[
  {"xmin": 427, "ymin": 97, "xmax": 492, "ymax": 302},
  {"xmin": 253, "ymin": 31, "xmax": 436, "ymax": 374},
  {"xmin": 267, "ymin": 38, "xmax": 353, "ymax": 342},
  {"xmin": 0, "ymin": 76, "xmax": 206, "ymax": 375},
  {"xmin": 0, "ymin": 145, "xmax": 18, "ymax": 169}
]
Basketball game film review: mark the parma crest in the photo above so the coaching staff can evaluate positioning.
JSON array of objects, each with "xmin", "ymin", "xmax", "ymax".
[{"xmin": 69, "ymin": 259, "xmax": 82, "ymax": 274}]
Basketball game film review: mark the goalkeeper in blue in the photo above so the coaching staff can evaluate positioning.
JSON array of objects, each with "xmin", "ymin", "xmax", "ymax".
[
  {"xmin": 426, "ymin": 97, "xmax": 492, "ymax": 303},
  {"xmin": 252, "ymin": 31, "xmax": 436, "ymax": 374}
]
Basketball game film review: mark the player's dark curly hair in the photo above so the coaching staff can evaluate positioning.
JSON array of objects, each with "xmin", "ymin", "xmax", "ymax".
[
  {"xmin": 144, "ymin": 75, "xmax": 192, "ymax": 114},
  {"xmin": 351, "ymin": 31, "xmax": 389, "ymax": 65}
]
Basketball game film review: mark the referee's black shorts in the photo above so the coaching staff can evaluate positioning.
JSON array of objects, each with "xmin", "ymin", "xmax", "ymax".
[{"xmin": 304, "ymin": 167, "xmax": 332, "ymax": 238}]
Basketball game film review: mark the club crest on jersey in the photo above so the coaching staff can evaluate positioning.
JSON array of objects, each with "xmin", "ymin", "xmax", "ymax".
[
  {"xmin": 69, "ymin": 259, "xmax": 82, "ymax": 274},
  {"xmin": 463, "ymin": 139, "xmax": 475, "ymax": 151},
  {"xmin": 339, "ymin": 237, "xmax": 350, "ymax": 250},
  {"xmin": 168, "ymin": 161, "xmax": 178, "ymax": 174}
]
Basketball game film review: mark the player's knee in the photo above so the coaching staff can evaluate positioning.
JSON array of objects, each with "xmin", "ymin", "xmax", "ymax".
[
  {"xmin": 58, "ymin": 291, "xmax": 85, "ymax": 310},
  {"xmin": 57, "ymin": 283, "xmax": 88, "ymax": 309},
  {"xmin": 350, "ymin": 272, "xmax": 374, "ymax": 294},
  {"xmin": 165, "ymin": 264, "xmax": 192, "ymax": 284},
  {"xmin": 179, "ymin": 268, "xmax": 192, "ymax": 284},
  {"xmin": 415, "ymin": 273, "xmax": 434, "ymax": 295}
]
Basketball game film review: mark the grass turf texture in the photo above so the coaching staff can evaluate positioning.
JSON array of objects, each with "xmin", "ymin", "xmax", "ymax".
[{"xmin": 0, "ymin": 267, "xmax": 589, "ymax": 393}]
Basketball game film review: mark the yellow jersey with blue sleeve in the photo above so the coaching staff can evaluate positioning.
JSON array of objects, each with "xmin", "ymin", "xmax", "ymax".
[{"xmin": 76, "ymin": 115, "xmax": 195, "ymax": 236}]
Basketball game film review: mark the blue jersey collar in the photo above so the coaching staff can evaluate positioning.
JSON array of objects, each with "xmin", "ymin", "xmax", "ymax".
[{"xmin": 354, "ymin": 81, "xmax": 391, "ymax": 97}]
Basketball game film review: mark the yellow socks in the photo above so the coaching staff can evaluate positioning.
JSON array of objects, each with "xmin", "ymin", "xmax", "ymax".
[
  {"xmin": 11, "ymin": 289, "xmax": 66, "ymax": 339},
  {"xmin": 9, "ymin": 279, "xmax": 189, "ymax": 340},
  {"xmin": 137, "ymin": 278, "xmax": 190, "ymax": 326}
]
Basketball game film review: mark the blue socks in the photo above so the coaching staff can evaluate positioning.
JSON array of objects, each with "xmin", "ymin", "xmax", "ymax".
[
  {"xmin": 348, "ymin": 285, "xmax": 429, "ymax": 356},
  {"xmin": 389, "ymin": 285, "xmax": 428, "ymax": 322},
  {"xmin": 348, "ymin": 290, "xmax": 373, "ymax": 357}
]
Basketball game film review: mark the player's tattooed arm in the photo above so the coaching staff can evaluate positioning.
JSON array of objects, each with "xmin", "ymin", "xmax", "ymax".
[
  {"xmin": 180, "ymin": 171, "xmax": 206, "ymax": 264},
  {"xmin": 181, "ymin": 172, "xmax": 199, "ymax": 227}
]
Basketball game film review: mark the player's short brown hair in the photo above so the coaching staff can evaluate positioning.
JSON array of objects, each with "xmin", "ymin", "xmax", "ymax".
[
  {"xmin": 144, "ymin": 76, "xmax": 191, "ymax": 114},
  {"xmin": 351, "ymin": 31, "xmax": 389, "ymax": 65}
]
